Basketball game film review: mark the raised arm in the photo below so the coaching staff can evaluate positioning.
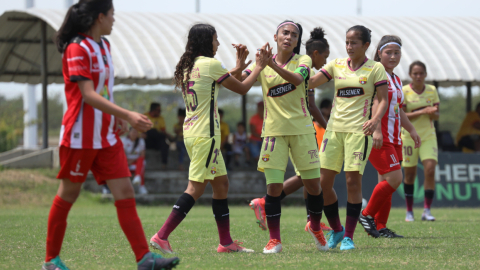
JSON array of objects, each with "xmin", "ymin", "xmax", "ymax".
[{"xmin": 230, "ymin": 44, "xmax": 252, "ymax": 81}]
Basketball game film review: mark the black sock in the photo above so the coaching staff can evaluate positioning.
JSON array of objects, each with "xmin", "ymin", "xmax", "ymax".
[
  {"xmin": 173, "ymin": 193, "xmax": 196, "ymax": 216},
  {"xmin": 279, "ymin": 190, "xmax": 287, "ymax": 200},
  {"xmin": 307, "ymin": 192, "xmax": 324, "ymax": 231},
  {"xmin": 212, "ymin": 198, "xmax": 229, "ymax": 220},
  {"xmin": 404, "ymin": 183, "xmax": 414, "ymax": 198},
  {"xmin": 304, "ymin": 199, "xmax": 310, "ymax": 220},
  {"xmin": 346, "ymin": 202, "xmax": 362, "ymax": 218},
  {"xmin": 212, "ymin": 198, "xmax": 233, "ymax": 246},
  {"xmin": 324, "ymin": 200, "xmax": 339, "ymax": 219},
  {"xmin": 265, "ymin": 194, "xmax": 282, "ymax": 240},
  {"xmin": 424, "ymin": 190, "xmax": 434, "ymax": 199}
]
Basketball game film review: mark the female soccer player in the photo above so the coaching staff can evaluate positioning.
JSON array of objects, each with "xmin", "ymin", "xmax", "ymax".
[
  {"xmin": 402, "ymin": 61, "xmax": 440, "ymax": 222},
  {"xmin": 241, "ymin": 21, "xmax": 328, "ymax": 254},
  {"xmin": 150, "ymin": 23, "xmax": 271, "ymax": 254},
  {"xmin": 43, "ymin": 1, "xmax": 179, "ymax": 269},
  {"xmin": 249, "ymin": 27, "xmax": 331, "ymax": 232},
  {"xmin": 358, "ymin": 36, "xmax": 421, "ymax": 238},
  {"xmin": 309, "ymin": 25, "xmax": 389, "ymax": 250}
]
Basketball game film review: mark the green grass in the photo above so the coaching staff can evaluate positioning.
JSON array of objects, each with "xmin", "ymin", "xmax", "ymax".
[{"xmin": 1, "ymin": 169, "xmax": 480, "ymax": 269}]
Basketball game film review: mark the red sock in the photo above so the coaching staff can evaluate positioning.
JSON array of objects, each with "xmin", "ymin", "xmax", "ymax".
[
  {"xmin": 362, "ymin": 180, "xmax": 396, "ymax": 217},
  {"xmin": 115, "ymin": 199, "xmax": 150, "ymax": 262},
  {"xmin": 134, "ymin": 157, "xmax": 145, "ymax": 185},
  {"xmin": 375, "ymin": 193, "xmax": 392, "ymax": 230},
  {"xmin": 45, "ymin": 195, "xmax": 72, "ymax": 262}
]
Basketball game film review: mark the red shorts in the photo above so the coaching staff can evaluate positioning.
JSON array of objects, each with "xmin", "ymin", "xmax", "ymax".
[
  {"xmin": 57, "ymin": 141, "xmax": 131, "ymax": 185},
  {"xmin": 368, "ymin": 143, "xmax": 403, "ymax": 175}
]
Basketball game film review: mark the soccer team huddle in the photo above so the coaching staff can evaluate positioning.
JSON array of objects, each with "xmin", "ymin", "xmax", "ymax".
[{"xmin": 42, "ymin": 0, "xmax": 441, "ymax": 269}]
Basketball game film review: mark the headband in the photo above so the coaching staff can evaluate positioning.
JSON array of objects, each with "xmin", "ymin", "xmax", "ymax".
[
  {"xmin": 277, "ymin": 22, "xmax": 299, "ymax": 31},
  {"xmin": 379, "ymin": 42, "xmax": 401, "ymax": 52}
]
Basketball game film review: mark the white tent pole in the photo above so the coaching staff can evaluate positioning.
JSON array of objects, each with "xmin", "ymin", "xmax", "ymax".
[{"xmin": 23, "ymin": 0, "xmax": 38, "ymax": 149}]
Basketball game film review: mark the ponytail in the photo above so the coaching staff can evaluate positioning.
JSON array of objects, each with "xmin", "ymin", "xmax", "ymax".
[{"xmin": 55, "ymin": 0, "xmax": 113, "ymax": 53}]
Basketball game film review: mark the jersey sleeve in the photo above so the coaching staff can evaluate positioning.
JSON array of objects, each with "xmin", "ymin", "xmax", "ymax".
[
  {"xmin": 294, "ymin": 55, "xmax": 312, "ymax": 80},
  {"xmin": 372, "ymin": 63, "xmax": 388, "ymax": 88},
  {"xmin": 65, "ymin": 43, "xmax": 92, "ymax": 82},
  {"xmin": 208, "ymin": 59, "xmax": 231, "ymax": 84},
  {"xmin": 320, "ymin": 59, "xmax": 335, "ymax": 81},
  {"xmin": 432, "ymin": 87, "xmax": 440, "ymax": 106},
  {"xmin": 245, "ymin": 62, "xmax": 257, "ymax": 76}
]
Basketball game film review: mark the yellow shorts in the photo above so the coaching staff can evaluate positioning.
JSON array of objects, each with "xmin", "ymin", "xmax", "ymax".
[
  {"xmin": 402, "ymin": 138, "xmax": 438, "ymax": 167},
  {"xmin": 319, "ymin": 130, "xmax": 373, "ymax": 175},
  {"xmin": 184, "ymin": 135, "xmax": 227, "ymax": 182},
  {"xmin": 258, "ymin": 134, "xmax": 320, "ymax": 173}
]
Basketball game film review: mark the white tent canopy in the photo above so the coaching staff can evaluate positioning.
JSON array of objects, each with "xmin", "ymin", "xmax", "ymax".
[{"xmin": 1, "ymin": 9, "xmax": 480, "ymax": 86}]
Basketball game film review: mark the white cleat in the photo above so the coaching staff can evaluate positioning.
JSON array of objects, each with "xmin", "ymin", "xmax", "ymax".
[
  {"xmin": 306, "ymin": 221, "xmax": 329, "ymax": 251},
  {"xmin": 422, "ymin": 209, "xmax": 435, "ymax": 221},
  {"xmin": 138, "ymin": 185, "xmax": 148, "ymax": 195},
  {"xmin": 263, "ymin": 239, "xmax": 282, "ymax": 254},
  {"xmin": 405, "ymin": 211, "xmax": 414, "ymax": 222},
  {"xmin": 132, "ymin": 175, "xmax": 142, "ymax": 186}
]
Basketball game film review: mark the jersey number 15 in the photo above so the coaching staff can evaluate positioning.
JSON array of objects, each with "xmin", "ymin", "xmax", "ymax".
[{"xmin": 182, "ymin": 81, "xmax": 198, "ymax": 112}]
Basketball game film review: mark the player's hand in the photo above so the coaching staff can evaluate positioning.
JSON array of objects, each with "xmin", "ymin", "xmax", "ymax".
[
  {"xmin": 115, "ymin": 117, "xmax": 129, "ymax": 136},
  {"xmin": 372, "ymin": 130, "xmax": 383, "ymax": 150},
  {"xmin": 409, "ymin": 130, "xmax": 422, "ymax": 148},
  {"xmin": 423, "ymin": 106, "xmax": 437, "ymax": 115},
  {"xmin": 126, "ymin": 111, "xmax": 152, "ymax": 133},
  {"xmin": 256, "ymin": 43, "xmax": 272, "ymax": 69},
  {"xmin": 362, "ymin": 118, "xmax": 379, "ymax": 136},
  {"xmin": 232, "ymin": 44, "xmax": 252, "ymax": 71}
]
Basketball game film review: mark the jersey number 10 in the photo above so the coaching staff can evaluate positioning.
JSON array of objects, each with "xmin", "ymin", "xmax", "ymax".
[{"xmin": 182, "ymin": 81, "xmax": 198, "ymax": 112}]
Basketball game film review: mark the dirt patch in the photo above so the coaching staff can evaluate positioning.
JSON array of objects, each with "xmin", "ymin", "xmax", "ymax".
[{"xmin": 0, "ymin": 169, "xmax": 59, "ymax": 207}]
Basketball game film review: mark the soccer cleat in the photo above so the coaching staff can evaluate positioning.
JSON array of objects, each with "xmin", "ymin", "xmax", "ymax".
[
  {"xmin": 132, "ymin": 175, "xmax": 142, "ymax": 186},
  {"xmin": 305, "ymin": 222, "xmax": 332, "ymax": 232},
  {"xmin": 137, "ymin": 252, "xmax": 180, "ymax": 270},
  {"xmin": 138, "ymin": 185, "xmax": 148, "ymax": 195},
  {"xmin": 306, "ymin": 221, "xmax": 328, "ymax": 251},
  {"xmin": 326, "ymin": 226, "xmax": 345, "ymax": 249},
  {"xmin": 422, "ymin": 209, "xmax": 436, "ymax": 221},
  {"xmin": 249, "ymin": 197, "xmax": 266, "ymax": 230},
  {"xmin": 102, "ymin": 185, "xmax": 111, "ymax": 194},
  {"xmin": 339, "ymin": 237, "xmax": 355, "ymax": 250},
  {"xmin": 359, "ymin": 212, "xmax": 380, "ymax": 238},
  {"xmin": 263, "ymin": 239, "xmax": 282, "ymax": 254},
  {"xmin": 150, "ymin": 234, "xmax": 174, "ymax": 254},
  {"xmin": 217, "ymin": 240, "xmax": 254, "ymax": 253},
  {"xmin": 42, "ymin": 256, "xmax": 69, "ymax": 270},
  {"xmin": 378, "ymin": 228, "xmax": 404, "ymax": 238},
  {"xmin": 405, "ymin": 211, "xmax": 414, "ymax": 222}
]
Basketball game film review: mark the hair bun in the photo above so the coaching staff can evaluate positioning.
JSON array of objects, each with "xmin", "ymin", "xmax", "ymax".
[{"xmin": 310, "ymin": 27, "xmax": 326, "ymax": 40}]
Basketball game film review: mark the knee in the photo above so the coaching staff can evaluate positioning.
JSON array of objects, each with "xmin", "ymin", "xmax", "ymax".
[
  {"xmin": 346, "ymin": 178, "xmax": 361, "ymax": 192},
  {"xmin": 424, "ymin": 166, "xmax": 436, "ymax": 178},
  {"xmin": 304, "ymin": 180, "xmax": 321, "ymax": 195},
  {"xmin": 118, "ymin": 184, "xmax": 135, "ymax": 199},
  {"xmin": 267, "ymin": 183, "xmax": 283, "ymax": 196}
]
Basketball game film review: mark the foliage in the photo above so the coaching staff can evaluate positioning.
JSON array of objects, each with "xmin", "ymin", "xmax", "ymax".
[{"xmin": 0, "ymin": 96, "xmax": 23, "ymax": 152}]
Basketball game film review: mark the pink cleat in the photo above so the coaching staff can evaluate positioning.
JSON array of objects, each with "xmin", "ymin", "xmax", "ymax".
[
  {"xmin": 305, "ymin": 222, "xmax": 333, "ymax": 232},
  {"xmin": 249, "ymin": 197, "xmax": 266, "ymax": 230},
  {"xmin": 217, "ymin": 240, "xmax": 254, "ymax": 253},
  {"xmin": 150, "ymin": 233, "xmax": 174, "ymax": 254}
]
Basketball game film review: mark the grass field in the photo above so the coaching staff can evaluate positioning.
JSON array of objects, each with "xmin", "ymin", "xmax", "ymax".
[{"xmin": 1, "ymin": 169, "xmax": 480, "ymax": 269}]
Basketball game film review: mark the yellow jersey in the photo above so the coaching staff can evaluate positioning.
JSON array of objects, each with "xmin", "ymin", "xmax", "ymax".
[
  {"xmin": 246, "ymin": 53, "xmax": 314, "ymax": 136},
  {"xmin": 144, "ymin": 113, "xmax": 166, "ymax": 132},
  {"xmin": 182, "ymin": 56, "xmax": 231, "ymax": 138},
  {"xmin": 401, "ymin": 84, "xmax": 440, "ymax": 142},
  {"xmin": 320, "ymin": 57, "xmax": 387, "ymax": 133}
]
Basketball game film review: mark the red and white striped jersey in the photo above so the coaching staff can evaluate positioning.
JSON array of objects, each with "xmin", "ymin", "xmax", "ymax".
[
  {"xmin": 381, "ymin": 72, "xmax": 404, "ymax": 145},
  {"xmin": 59, "ymin": 33, "xmax": 117, "ymax": 149}
]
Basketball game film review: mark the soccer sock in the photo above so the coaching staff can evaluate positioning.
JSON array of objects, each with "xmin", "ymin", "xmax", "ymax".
[
  {"xmin": 375, "ymin": 193, "xmax": 392, "ymax": 230},
  {"xmin": 265, "ymin": 194, "xmax": 282, "ymax": 241},
  {"xmin": 324, "ymin": 200, "xmax": 343, "ymax": 232},
  {"xmin": 404, "ymin": 183, "xmax": 414, "ymax": 212},
  {"xmin": 424, "ymin": 189, "xmax": 434, "ymax": 209},
  {"xmin": 157, "ymin": 193, "xmax": 195, "ymax": 240},
  {"xmin": 279, "ymin": 190, "xmax": 287, "ymax": 200},
  {"xmin": 114, "ymin": 198, "xmax": 150, "ymax": 262},
  {"xmin": 307, "ymin": 192, "xmax": 324, "ymax": 231},
  {"xmin": 212, "ymin": 198, "xmax": 233, "ymax": 246},
  {"xmin": 344, "ymin": 202, "xmax": 362, "ymax": 239},
  {"xmin": 362, "ymin": 180, "xmax": 396, "ymax": 217},
  {"xmin": 45, "ymin": 195, "xmax": 72, "ymax": 262},
  {"xmin": 304, "ymin": 199, "xmax": 311, "ymax": 222}
]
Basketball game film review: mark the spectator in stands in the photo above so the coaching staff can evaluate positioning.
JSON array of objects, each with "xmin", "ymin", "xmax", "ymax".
[
  {"xmin": 123, "ymin": 127, "xmax": 148, "ymax": 194},
  {"xmin": 233, "ymin": 122, "xmax": 250, "ymax": 166},
  {"xmin": 315, "ymin": 99, "xmax": 332, "ymax": 145},
  {"xmin": 174, "ymin": 108, "xmax": 187, "ymax": 170},
  {"xmin": 219, "ymin": 109, "xmax": 232, "ymax": 169},
  {"xmin": 456, "ymin": 102, "xmax": 480, "ymax": 152},
  {"xmin": 144, "ymin": 102, "xmax": 170, "ymax": 169},
  {"xmin": 248, "ymin": 101, "xmax": 264, "ymax": 162}
]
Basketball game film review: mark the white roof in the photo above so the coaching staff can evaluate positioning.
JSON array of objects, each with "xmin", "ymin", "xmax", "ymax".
[{"xmin": 1, "ymin": 9, "xmax": 480, "ymax": 86}]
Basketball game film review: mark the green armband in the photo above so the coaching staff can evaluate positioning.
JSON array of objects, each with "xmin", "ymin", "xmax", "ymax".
[{"xmin": 294, "ymin": 66, "xmax": 309, "ymax": 80}]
